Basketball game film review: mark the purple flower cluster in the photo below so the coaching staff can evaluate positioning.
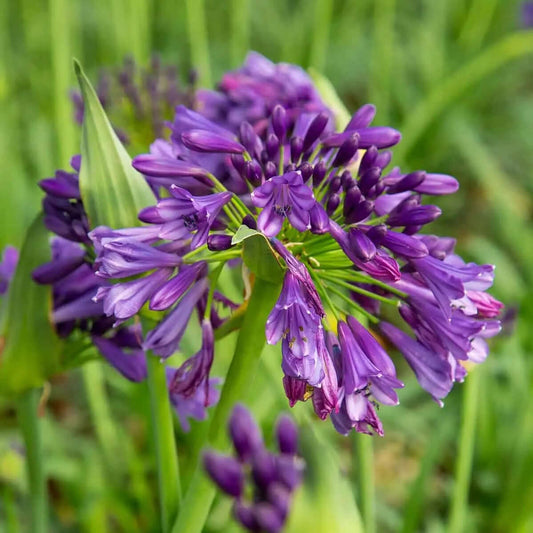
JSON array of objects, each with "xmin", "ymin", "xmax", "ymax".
[
  {"xmin": 37, "ymin": 52, "xmax": 503, "ymax": 438},
  {"xmin": 196, "ymin": 51, "xmax": 331, "ymax": 134},
  {"xmin": 33, "ymin": 153, "xmax": 220, "ymax": 430},
  {"xmin": 204, "ymin": 404, "xmax": 304, "ymax": 533}
]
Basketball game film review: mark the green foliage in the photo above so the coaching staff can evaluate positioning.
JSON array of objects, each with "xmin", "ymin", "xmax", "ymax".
[
  {"xmin": 75, "ymin": 60, "xmax": 154, "ymax": 230},
  {"xmin": 0, "ymin": 215, "xmax": 61, "ymax": 395}
]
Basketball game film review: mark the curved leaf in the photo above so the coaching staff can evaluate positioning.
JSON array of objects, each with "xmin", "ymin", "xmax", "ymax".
[
  {"xmin": 74, "ymin": 59, "xmax": 155, "ymax": 229},
  {"xmin": 0, "ymin": 214, "xmax": 61, "ymax": 395}
]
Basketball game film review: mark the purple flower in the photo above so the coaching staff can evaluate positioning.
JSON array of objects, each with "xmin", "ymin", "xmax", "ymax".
[
  {"xmin": 138, "ymin": 185, "xmax": 231, "ymax": 249},
  {"xmin": 143, "ymin": 278, "xmax": 208, "ymax": 358},
  {"xmin": 251, "ymin": 171, "xmax": 315, "ymax": 237}
]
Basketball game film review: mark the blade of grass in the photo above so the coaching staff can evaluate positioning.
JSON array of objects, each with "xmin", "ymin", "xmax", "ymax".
[
  {"xmin": 230, "ymin": 0, "xmax": 250, "ymax": 67},
  {"xmin": 355, "ymin": 433, "xmax": 376, "ymax": 533},
  {"xmin": 309, "ymin": 0, "xmax": 333, "ymax": 72},
  {"xmin": 185, "ymin": 0, "xmax": 212, "ymax": 87}
]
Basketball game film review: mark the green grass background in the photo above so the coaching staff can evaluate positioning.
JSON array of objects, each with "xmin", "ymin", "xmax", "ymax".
[{"xmin": 1, "ymin": 0, "xmax": 533, "ymax": 531}]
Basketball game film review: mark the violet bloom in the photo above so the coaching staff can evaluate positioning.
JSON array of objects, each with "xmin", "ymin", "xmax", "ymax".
[
  {"xmin": 204, "ymin": 404, "xmax": 304, "ymax": 533},
  {"xmin": 251, "ymin": 171, "xmax": 316, "ymax": 237}
]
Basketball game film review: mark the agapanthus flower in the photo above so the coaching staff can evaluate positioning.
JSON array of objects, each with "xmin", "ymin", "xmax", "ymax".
[
  {"xmin": 116, "ymin": 77, "xmax": 503, "ymax": 436},
  {"xmin": 203, "ymin": 404, "xmax": 304, "ymax": 533},
  {"xmin": 196, "ymin": 51, "xmax": 332, "ymax": 133}
]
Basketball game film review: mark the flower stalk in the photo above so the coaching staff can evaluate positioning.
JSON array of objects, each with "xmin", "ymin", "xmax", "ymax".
[
  {"xmin": 17, "ymin": 388, "xmax": 47, "ymax": 533},
  {"xmin": 147, "ymin": 355, "xmax": 182, "ymax": 533},
  {"xmin": 171, "ymin": 276, "xmax": 282, "ymax": 533}
]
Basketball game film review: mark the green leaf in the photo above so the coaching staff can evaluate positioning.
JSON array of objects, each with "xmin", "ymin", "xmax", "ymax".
[
  {"xmin": 0, "ymin": 214, "xmax": 62, "ymax": 395},
  {"xmin": 308, "ymin": 67, "xmax": 351, "ymax": 129},
  {"xmin": 232, "ymin": 225, "xmax": 284, "ymax": 283},
  {"xmin": 74, "ymin": 59, "xmax": 154, "ymax": 229}
]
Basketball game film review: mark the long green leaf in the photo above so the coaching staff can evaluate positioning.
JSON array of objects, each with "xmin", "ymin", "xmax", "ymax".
[
  {"xmin": 0, "ymin": 215, "xmax": 61, "ymax": 394},
  {"xmin": 74, "ymin": 59, "xmax": 155, "ymax": 230}
]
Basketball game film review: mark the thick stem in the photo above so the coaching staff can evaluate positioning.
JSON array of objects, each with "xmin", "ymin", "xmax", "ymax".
[
  {"xmin": 448, "ymin": 368, "xmax": 480, "ymax": 533},
  {"xmin": 17, "ymin": 388, "xmax": 47, "ymax": 533},
  {"xmin": 355, "ymin": 433, "xmax": 376, "ymax": 533},
  {"xmin": 185, "ymin": 0, "xmax": 212, "ymax": 88},
  {"xmin": 147, "ymin": 356, "xmax": 181, "ymax": 533},
  {"xmin": 171, "ymin": 277, "xmax": 281, "ymax": 533}
]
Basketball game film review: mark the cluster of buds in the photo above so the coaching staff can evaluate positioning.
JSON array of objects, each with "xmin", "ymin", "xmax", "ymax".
[{"xmin": 203, "ymin": 405, "xmax": 304, "ymax": 533}]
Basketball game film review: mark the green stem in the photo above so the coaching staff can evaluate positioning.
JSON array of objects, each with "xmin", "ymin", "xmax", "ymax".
[
  {"xmin": 147, "ymin": 356, "xmax": 181, "ymax": 533},
  {"xmin": 448, "ymin": 368, "xmax": 480, "ymax": 533},
  {"xmin": 185, "ymin": 0, "xmax": 212, "ymax": 88},
  {"xmin": 17, "ymin": 388, "xmax": 47, "ymax": 533},
  {"xmin": 355, "ymin": 433, "xmax": 376, "ymax": 533},
  {"xmin": 171, "ymin": 277, "xmax": 282, "ymax": 533},
  {"xmin": 1, "ymin": 484, "xmax": 20, "ymax": 533},
  {"xmin": 82, "ymin": 363, "xmax": 119, "ymax": 468}
]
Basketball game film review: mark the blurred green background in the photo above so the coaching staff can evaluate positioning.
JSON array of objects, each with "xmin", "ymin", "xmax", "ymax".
[{"xmin": 1, "ymin": 0, "xmax": 533, "ymax": 532}]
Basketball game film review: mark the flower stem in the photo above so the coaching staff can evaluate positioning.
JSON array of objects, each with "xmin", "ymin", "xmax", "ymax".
[
  {"xmin": 355, "ymin": 433, "xmax": 376, "ymax": 533},
  {"xmin": 170, "ymin": 277, "xmax": 282, "ymax": 533},
  {"xmin": 448, "ymin": 368, "xmax": 480, "ymax": 533},
  {"xmin": 146, "ymin": 355, "xmax": 181, "ymax": 533},
  {"xmin": 230, "ymin": 0, "xmax": 250, "ymax": 66},
  {"xmin": 309, "ymin": 0, "xmax": 333, "ymax": 72},
  {"xmin": 17, "ymin": 388, "xmax": 47, "ymax": 533}
]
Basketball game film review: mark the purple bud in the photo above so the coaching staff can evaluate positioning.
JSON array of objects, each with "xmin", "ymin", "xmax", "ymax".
[
  {"xmin": 348, "ymin": 228, "xmax": 377, "ymax": 261},
  {"xmin": 332, "ymin": 133, "xmax": 359, "ymax": 167},
  {"xmin": 303, "ymin": 112, "xmax": 330, "ymax": 152},
  {"xmin": 343, "ymin": 186, "xmax": 362, "ymax": 218},
  {"xmin": 329, "ymin": 176, "xmax": 342, "ymax": 193},
  {"xmin": 387, "ymin": 171, "xmax": 426, "ymax": 194},
  {"xmin": 359, "ymin": 146, "xmax": 378, "ymax": 176},
  {"xmin": 265, "ymin": 161, "xmax": 278, "ymax": 179},
  {"xmin": 276, "ymin": 415, "xmax": 298, "ymax": 455},
  {"xmin": 229, "ymin": 404, "xmax": 263, "ymax": 461},
  {"xmin": 207, "ymin": 234, "xmax": 233, "ymax": 251},
  {"xmin": 203, "ymin": 451, "xmax": 244, "ymax": 497},
  {"xmin": 272, "ymin": 105, "xmax": 287, "ymax": 140},
  {"xmin": 252, "ymin": 449, "xmax": 277, "ymax": 491},
  {"xmin": 346, "ymin": 199, "xmax": 374, "ymax": 224},
  {"xmin": 266, "ymin": 133, "xmax": 280, "ymax": 160},
  {"xmin": 310, "ymin": 203, "xmax": 330, "ymax": 234},
  {"xmin": 326, "ymin": 193, "xmax": 340, "ymax": 215},
  {"xmin": 231, "ymin": 154, "xmax": 246, "ymax": 175},
  {"xmin": 245, "ymin": 160, "xmax": 263, "ymax": 187},
  {"xmin": 381, "ymin": 230, "xmax": 429, "ymax": 258},
  {"xmin": 366, "ymin": 224, "xmax": 387, "ymax": 245},
  {"xmin": 341, "ymin": 170, "xmax": 355, "ymax": 191},
  {"xmin": 290, "ymin": 136, "xmax": 304, "ymax": 162},
  {"xmin": 346, "ymin": 104, "xmax": 376, "ymax": 130},
  {"xmin": 233, "ymin": 501, "xmax": 258, "ymax": 531},
  {"xmin": 357, "ymin": 127, "xmax": 401, "ymax": 149},
  {"xmin": 267, "ymin": 483, "xmax": 291, "ymax": 521},
  {"xmin": 283, "ymin": 376, "xmax": 307, "ymax": 407},
  {"xmin": 240, "ymin": 121, "xmax": 262, "ymax": 158},
  {"xmin": 181, "ymin": 130, "xmax": 245, "ymax": 154},
  {"xmin": 312, "ymin": 160, "xmax": 327, "ymax": 187},
  {"xmin": 387, "ymin": 205, "xmax": 442, "ymax": 227},
  {"xmin": 242, "ymin": 214, "xmax": 258, "ymax": 230},
  {"xmin": 254, "ymin": 502, "xmax": 284, "ymax": 533},
  {"xmin": 414, "ymin": 173, "xmax": 459, "ymax": 195},
  {"xmin": 358, "ymin": 167, "xmax": 381, "ymax": 195},
  {"xmin": 298, "ymin": 162, "xmax": 313, "ymax": 182},
  {"xmin": 275, "ymin": 455, "xmax": 305, "ymax": 490},
  {"xmin": 132, "ymin": 154, "xmax": 209, "ymax": 179},
  {"xmin": 375, "ymin": 150, "xmax": 392, "ymax": 169}
]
